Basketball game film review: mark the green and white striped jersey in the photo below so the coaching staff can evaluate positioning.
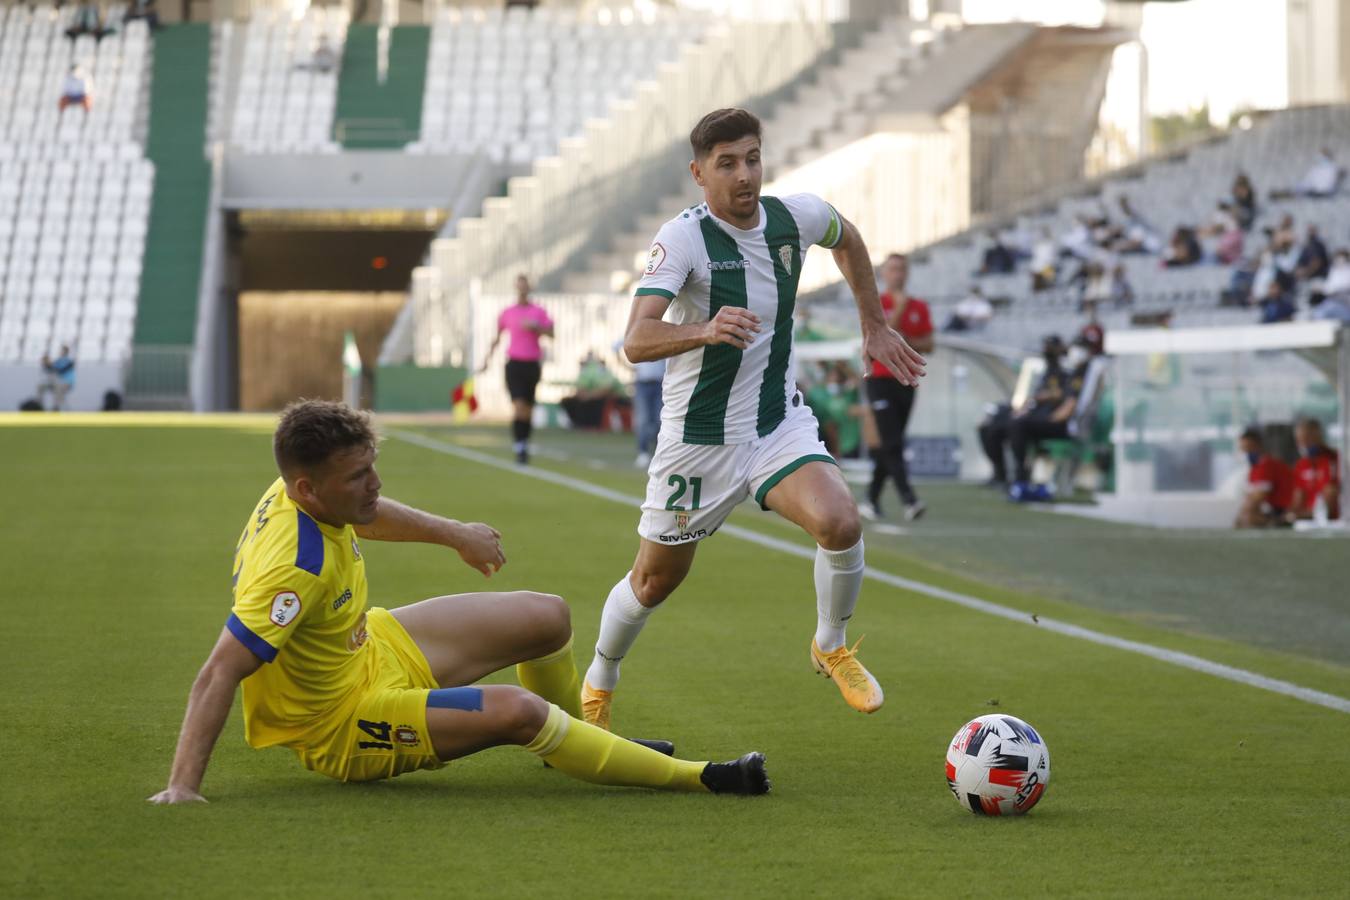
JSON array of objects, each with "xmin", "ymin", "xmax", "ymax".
[{"xmin": 634, "ymin": 193, "xmax": 844, "ymax": 445}]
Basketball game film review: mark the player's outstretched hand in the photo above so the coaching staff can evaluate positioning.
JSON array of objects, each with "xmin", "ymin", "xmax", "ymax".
[
  {"xmin": 455, "ymin": 522, "xmax": 506, "ymax": 577},
  {"xmin": 703, "ymin": 306, "xmax": 761, "ymax": 350},
  {"xmin": 863, "ymin": 326, "xmax": 926, "ymax": 387},
  {"xmin": 147, "ymin": 786, "xmax": 207, "ymax": 805}
]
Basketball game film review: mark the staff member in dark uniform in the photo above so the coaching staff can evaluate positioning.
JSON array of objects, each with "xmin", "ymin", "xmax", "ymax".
[
  {"xmin": 478, "ymin": 274, "xmax": 554, "ymax": 464},
  {"xmin": 863, "ymin": 253, "xmax": 934, "ymax": 522}
]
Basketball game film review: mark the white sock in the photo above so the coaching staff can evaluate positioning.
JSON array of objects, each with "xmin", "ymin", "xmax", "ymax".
[
  {"xmin": 814, "ymin": 540, "xmax": 865, "ymax": 652},
  {"xmin": 585, "ymin": 572, "xmax": 654, "ymax": 691}
]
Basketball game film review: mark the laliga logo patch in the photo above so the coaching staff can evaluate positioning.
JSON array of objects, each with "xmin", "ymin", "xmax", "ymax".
[
  {"xmin": 270, "ymin": 591, "xmax": 301, "ymax": 628},
  {"xmin": 351, "ymin": 537, "xmax": 361, "ymax": 561},
  {"xmin": 645, "ymin": 242, "xmax": 667, "ymax": 275},
  {"xmin": 778, "ymin": 244, "xmax": 793, "ymax": 276},
  {"xmin": 347, "ymin": 612, "xmax": 369, "ymax": 652}
]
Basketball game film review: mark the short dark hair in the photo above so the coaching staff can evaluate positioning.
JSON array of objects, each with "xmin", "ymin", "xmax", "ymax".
[
  {"xmin": 690, "ymin": 108, "xmax": 761, "ymax": 159},
  {"xmin": 273, "ymin": 399, "xmax": 378, "ymax": 477},
  {"xmin": 1239, "ymin": 426, "xmax": 1264, "ymax": 445}
]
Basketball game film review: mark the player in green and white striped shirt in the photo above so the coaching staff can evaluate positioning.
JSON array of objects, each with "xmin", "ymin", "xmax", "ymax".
[{"xmin": 582, "ymin": 108, "xmax": 927, "ymax": 726}]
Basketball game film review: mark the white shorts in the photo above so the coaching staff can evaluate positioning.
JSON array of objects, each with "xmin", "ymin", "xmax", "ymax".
[{"xmin": 638, "ymin": 396, "xmax": 836, "ymax": 545}]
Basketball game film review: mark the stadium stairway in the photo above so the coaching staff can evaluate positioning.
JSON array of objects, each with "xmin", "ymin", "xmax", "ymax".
[
  {"xmin": 129, "ymin": 23, "xmax": 211, "ymax": 407},
  {"xmin": 559, "ymin": 15, "xmax": 957, "ymax": 295},
  {"xmin": 334, "ymin": 25, "xmax": 429, "ymax": 150}
]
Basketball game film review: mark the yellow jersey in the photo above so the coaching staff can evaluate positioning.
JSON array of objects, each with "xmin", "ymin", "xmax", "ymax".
[{"xmin": 228, "ymin": 478, "xmax": 374, "ymax": 749}]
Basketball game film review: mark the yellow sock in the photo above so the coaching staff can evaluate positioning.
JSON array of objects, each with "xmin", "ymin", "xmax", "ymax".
[
  {"xmin": 516, "ymin": 637, "xmax": 582, "ymax": 720},
  {"xmin": 525, "ymin": 703, "xmax": 709, "ymax": 792}
]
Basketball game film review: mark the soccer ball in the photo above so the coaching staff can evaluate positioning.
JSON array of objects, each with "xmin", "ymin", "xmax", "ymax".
[{"xmin": 945, "ymin": 714, "xmax": 1050, "ymax": 816}]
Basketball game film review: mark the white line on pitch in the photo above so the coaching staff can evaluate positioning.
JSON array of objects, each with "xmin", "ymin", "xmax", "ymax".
[{"xmin": 390, "ymin": 429, "xmax": 1350, "ymax": 715}]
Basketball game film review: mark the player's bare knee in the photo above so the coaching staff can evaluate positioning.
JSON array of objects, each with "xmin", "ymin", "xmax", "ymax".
[
  {"xmin": 630, "ymin": 567, "xmax": 680, "ymax": 607},
  {"xmin": 497, "ymin": 686, "xmax": 550, "ymax": 745},
  {"xmin": 817, "ymin": 507, "xmax": 862, "ymax": 550},
  {"xmin": 529, "ymin": 591, "xmax": 571, "ymax": 649}
]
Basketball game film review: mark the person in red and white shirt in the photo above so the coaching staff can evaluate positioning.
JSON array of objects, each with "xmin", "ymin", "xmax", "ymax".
[
  {"xmin": 863, "ymin": 253, "xmax": 934, "ymax": 521},
  {"xmin": 1235, "ymin": 427, "xmax": 1295, "ymax": 528},
  {"xmin": 1288, "ymin": 418, "xmax": 1341, "ymax": 522}
]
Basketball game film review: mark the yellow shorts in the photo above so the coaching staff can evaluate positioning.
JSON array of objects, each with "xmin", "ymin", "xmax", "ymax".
[{"xmin": 296, "ymin": 607, "xmax": 445, "ymax": 783}]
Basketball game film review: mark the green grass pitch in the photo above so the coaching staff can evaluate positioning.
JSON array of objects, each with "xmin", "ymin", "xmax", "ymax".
[{"xmin": 2, "ymin": 419, "xmax": 1348, "ymax": 898}]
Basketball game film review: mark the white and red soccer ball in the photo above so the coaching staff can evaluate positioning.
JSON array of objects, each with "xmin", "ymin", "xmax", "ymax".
[{"xmin": 945, "ymin": 714, "xmax": 1050, "ymax": 816}]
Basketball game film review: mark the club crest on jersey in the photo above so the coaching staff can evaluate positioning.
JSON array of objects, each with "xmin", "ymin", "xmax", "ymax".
[
  {"xmin": 347, "ymin": 612, "xmax": 369, "ymax": 652},
  {"xmin": 675, "ymin": 511, "xmax": 690, "ymax": 531},
  {"xmin": 645, "ymin": 242, "xmax": 667, "ymax": 275},
  {"xmin": 394, "ymin": 725, "xmax": 420, "ymax": 746},
  {"xmin": 270, "ymin": 591, "xmax": 301, "ymax": 628},
  {"xmin": 777, "ymin": 244, "xmax": 794, "ymax": 275}
]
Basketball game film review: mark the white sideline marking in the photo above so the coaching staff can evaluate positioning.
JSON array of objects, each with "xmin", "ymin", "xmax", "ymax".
[{"xmin": 390, "ymin": 430, "xmax": 1350, "ymax": 715}]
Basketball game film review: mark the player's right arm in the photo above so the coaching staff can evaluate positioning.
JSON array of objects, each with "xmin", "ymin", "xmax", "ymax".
[
  {"xmin": 148, "ymin": 626, "xmax": 263, "ymax": 804},
  {"xmin": 623, "ymin": 296, "xmax": 761, "ymax": 362},
  {"xmin": 623, "ymin": 222, "xmax": 760, "ymax": 362},
  {"xmin": 476, "ymin": 313, "xmax": 507, "ymax": 374}
]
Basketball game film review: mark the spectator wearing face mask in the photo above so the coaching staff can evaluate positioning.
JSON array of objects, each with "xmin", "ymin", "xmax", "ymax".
[
  {"xmin": 1235, "ymin": 427, "xmax": 1295, "ymax": 528},
  {"xmin": 1287, "ymin": 418, "xmax": 1341, "ymax": 523}
]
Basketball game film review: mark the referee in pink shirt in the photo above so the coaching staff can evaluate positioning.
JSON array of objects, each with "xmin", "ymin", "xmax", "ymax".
[{"xmin": 478, "ymin": 274, "xmax": 555, "ymax": 464}]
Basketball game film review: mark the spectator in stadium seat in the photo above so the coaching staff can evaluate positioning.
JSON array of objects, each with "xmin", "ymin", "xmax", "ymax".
[
  {"xmin": 1199, "ymin": 202, "xmax": 1244, "ymax": 265},
  {"xmin": 1112, "ymin": 197, "xmax": 1163, "ymax": 255},
  {"xmin": 1235, "ymin": 427, "xmax": 1295, "ymax": 528},
  {"xmin": 1007, "ymin": 339, "xmax": 1091, "ymax": 499},
  {"xmin": 1272, "ymin": 148, "xmax": 1345, "ymax": 199},
  {"xmin": 1294, "ymin": 225, "xmax": 1330, "ymax": 282},
  {"xmin": 1230, "ymin": 173, "xmax": 1257, "ymax": 231},
  {"xmin": 1287, "ymin": 418, "xmax": 1341, "ymax": 523},
  {"xmin": 978, "ymin": 230, "xmax": 1016, "ymax": 275},
  {"xmin": 1309, "ymin": 250, "xmax": 1350, "ymax": 322},
  {"xmin": 1076, "ymin": 303, "xmax": 1105, "ymax": 356},
  {"xmin": 1030, "ymin": 229, "xmax": 1058, "ymax": 291},
  {"xmin": 945, "ymin": 284, "xmax": 993, "ymax": 332},
  {"xmin": 125, "ymin": 0, "xmax": 160, "ymax": 31},
  {"xmin": 1162, "ymin": 227, "xmax": 1201, "ymax": 268},
  {"xmin": 312, "ymin": 34, "xmax": 337, "ymax": 74},
  {"xmin": 1257, "ymin": 281, "xmax": 1296, "ymax": 323},
  {"xmin": 58, "ymin": 65, "xmax": 93, "ymax": 113},
  {"xmin": 561, "ymin": 351, "xmax": 626, "ymax": 431},
  {"xmin": 978, "ymin": 334, "xmax": 1069, "ymax": 489},
  {"xmin": 65, "ymin": 3, "xmax": 109, "ymax": 41}
]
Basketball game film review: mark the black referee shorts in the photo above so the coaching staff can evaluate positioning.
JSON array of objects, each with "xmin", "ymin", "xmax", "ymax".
[{"xmin": 504, "ymin": 359, "xmax": 542, "ymax": 404}]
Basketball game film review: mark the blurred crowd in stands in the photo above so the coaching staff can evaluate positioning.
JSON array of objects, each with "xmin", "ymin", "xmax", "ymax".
[{"xmin": 948, "ymin": 148, "xmax": 1348, "ymax": 330}]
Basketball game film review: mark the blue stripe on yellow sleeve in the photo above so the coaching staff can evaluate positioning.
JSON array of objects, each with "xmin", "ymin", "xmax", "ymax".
[
  {"xmin": 294, "ymin": 510, "xmax": 324, "ymax": 576},
  {"xmin": 226, "ymin": 613, "xmax": 278, "ymax": 663}
]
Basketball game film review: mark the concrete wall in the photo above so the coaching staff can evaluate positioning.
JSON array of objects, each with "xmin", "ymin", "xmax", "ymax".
[
  {"xmin": 220, "ymin": 150, "xmax": 478, "ymax": 210},
  {"xmin": 0, "ymin": 363, "xmax": 126, "ymax": 412}
]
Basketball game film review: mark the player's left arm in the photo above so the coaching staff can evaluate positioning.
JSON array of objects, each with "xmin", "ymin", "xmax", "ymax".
[
  {"xmin": 831, "ymin": 217, "xmax": 926, "ymax": 386},
  {"xmin": 355, "ymin": 497, "xmax": 505, "ymax": 577}
]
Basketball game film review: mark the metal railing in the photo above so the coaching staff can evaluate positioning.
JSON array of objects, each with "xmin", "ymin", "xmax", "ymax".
[{"xmin": 125, "ymin": 344, "xmax": 195, "ymax": 410}]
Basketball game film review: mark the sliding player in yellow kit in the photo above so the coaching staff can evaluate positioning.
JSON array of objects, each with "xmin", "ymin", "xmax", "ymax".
[{"xmin": 149, "ymin": 400, "xmax": 767, "ymax": 803}]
